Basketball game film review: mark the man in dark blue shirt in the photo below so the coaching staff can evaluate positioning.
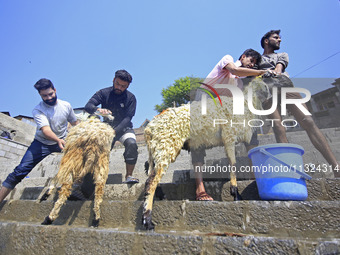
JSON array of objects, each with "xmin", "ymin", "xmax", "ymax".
[{"xmin": 85, "ymin": 70, "xmax": 139, "ymax": 183}]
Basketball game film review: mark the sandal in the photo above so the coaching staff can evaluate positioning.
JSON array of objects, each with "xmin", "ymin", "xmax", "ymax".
[
  {"xmin": 196, "ymin": 191, "xmax": 214, "ymax": 201},
  {"xmin": 123, "ymin": 176, "xmax": 139, "ymax": 184}
]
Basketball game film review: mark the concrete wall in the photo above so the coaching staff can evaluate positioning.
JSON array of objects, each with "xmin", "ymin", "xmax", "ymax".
[
  {"xmin": 312, "ymin": 106, "xmax": 340, "ymax": 129},
  {"xmin": 134, "ymin": 127, "xmax": 146, "ymax": 144},
  {"xmin": 0, "ymin": 137, "xmax": 28, "ymax": 160},
  {"xmin": 0, "ymin": 112, "xmax": 35, "ymax": 146}
]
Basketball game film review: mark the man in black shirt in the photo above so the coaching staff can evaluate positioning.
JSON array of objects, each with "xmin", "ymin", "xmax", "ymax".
[{"xmin": 85, "ymin": 70, "xmax": 139, "ymax": 183}]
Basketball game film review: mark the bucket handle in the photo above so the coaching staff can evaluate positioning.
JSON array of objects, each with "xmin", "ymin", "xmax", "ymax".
[{"xmin": 259, "ymin": 148, "xmax": 312, "ymax": 180}]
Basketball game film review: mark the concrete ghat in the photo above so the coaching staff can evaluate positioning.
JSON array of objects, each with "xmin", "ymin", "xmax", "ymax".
[{"xmin": 0, "ymin": 222, "xmax": 339, "ymax": 255}]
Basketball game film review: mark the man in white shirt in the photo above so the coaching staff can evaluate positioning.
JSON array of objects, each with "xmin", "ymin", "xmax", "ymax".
[{"xmin": 0, "ymin": 78, "xmax": 79, "ymax": 204}]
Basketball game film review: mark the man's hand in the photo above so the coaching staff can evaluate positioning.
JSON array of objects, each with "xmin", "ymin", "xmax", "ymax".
[
  {"xmin": 57, "ymin": 139, "xmax": 66, "ymax": 150},
  {"xmin": 97, "ymin": 108, "xmax": 112, "ymax": 115},
  {"xmin": 96, "ymin": 108, "xmax": 114, "ymax": 121},
  {"xmin": 41, "ymin": 126, "xmax": 66, "ymax": 151},
  {"xmin": 263, "ymin": 70, "xmax": 280, "ymax": 78},
  {"xmin": 267, "ymin": 69, "xmax": 278, "ymax": 75}
]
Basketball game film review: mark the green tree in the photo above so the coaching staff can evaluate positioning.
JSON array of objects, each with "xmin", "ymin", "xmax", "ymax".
[{"xmin": 155, "ymin": 76, "xmax": 203, "ymax": 113}]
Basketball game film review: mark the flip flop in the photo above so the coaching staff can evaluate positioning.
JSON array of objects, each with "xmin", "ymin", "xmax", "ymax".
[
  {"xmin": 123, "ymin": 176, "xmax": 139, "ymax": 184},
  {"xmin": 196, "ymin": 191, "xmax": 214, "ymax": 201}
]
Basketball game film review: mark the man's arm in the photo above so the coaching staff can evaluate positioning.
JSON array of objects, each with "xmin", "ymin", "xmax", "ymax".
[
  {"xmin": 114, "ymin": 116, "xmax": 132, "ymax": 134},
  {"xmin": 40, "ymin": 126, "xmax": 66, "ymax": 150},
  {"xmin": 274, "ymin": 53, "xmax": 289, "ymax": 74},
  {"xmin": 70, "ymin": 120, "xmax": 80, "ymax": 126},
  {"xmin": 114, "ymin": 94, "xmax": 136, "ymax": 134},
  {"xmin": 85, "ymin": 90, "xmax": 104, "ymax": 114},
  {"xmin": 274, "ymin": 63, "xmax": 285, "ymax": 74},
  {"xmin": 225, "ymin": 62, "xmax": 267, "ymax": 77},
  {"xmin": 33, "ymin": 109, "xmax": 66, "ymax": 150},
  {"xmin": 41, "ymin": 119, "xmax": 79, "ymax": 150}
]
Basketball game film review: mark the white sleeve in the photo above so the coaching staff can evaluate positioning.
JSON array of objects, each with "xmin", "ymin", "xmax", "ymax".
[
  {"xmin": 32, "ymin": 109, "xmax": 50, "ymax": 130},
  {"xmin": 66, "ymin": 103, "xmax": 78, "ymax": 123}
]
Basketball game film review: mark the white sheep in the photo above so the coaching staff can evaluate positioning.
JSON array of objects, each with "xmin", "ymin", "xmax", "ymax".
[
  {"xmin": 142, "ymin": 77, "xmax": 268, "ymax": 230},
  {"xmin": 41, "ymin": 117, "xmax": 115, "ymax": 227}
]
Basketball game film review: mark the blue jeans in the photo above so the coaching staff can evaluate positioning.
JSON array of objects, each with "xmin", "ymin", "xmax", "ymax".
[{"xmin": 2, "ymin": 139, "xmax": 61, "ymax": 189}]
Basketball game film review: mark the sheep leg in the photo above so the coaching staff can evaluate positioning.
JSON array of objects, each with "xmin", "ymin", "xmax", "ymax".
[
  {"xmin": 41, "ymin": 181, "xmax": 73, "ymax": 225},
  {"xmin": 230, "ymin": 171, "xmax": 242, "ymax": 201},
  {"xmin": 225, "ymin": 146, "xmax": 242, "ymax": 201},
  {"xmin": 142, "ymin": 152, "xmax": 156, "ymax": 230},
  {"xmin": 38, "ymin": 185, "xmax": 56, "ymax": 202},
  {"xmin": 91, "ymin": 154, "xmax": 110, "ymax": 228},
  {"xmin": 143, "ymin": 162, "xmax": 164, "ymax": 230},
  {"xmin": 143, "ymin": 171, "xmax": 156, "ymax": 230}
]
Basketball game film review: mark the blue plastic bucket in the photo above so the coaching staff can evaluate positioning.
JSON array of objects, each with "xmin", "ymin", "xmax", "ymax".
[{"xmin": 248, "ymin": 143, "xmax": 312, "ymax": 201}]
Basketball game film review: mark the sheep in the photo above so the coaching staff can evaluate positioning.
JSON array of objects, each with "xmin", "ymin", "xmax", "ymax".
[
  {"xmin": 41, "ymin": 116, "xmax": 115, "ymax": 227},
  {"xmin": 142, "ymin": 77, "xmax": 269, "ymax": 230}
]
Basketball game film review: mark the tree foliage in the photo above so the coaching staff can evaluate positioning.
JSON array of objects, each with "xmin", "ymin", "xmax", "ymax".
[{"xmin": 155, "ymin": 76, "xmax": 203, "ymax": 113}]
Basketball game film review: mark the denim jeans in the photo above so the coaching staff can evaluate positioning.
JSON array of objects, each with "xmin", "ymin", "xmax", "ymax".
[{"xmin": 2, "ymin": 139, "xmax": 61, "ymax": 189}]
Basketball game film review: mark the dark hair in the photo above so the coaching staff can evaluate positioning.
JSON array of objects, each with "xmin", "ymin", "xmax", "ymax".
[
  {"xmin": 115, "ymin": 69, "xmax": 132, "ymax": 83},
  {"xmin": 33, "ymin": 78, "xmax": 55, "ymax": 92},
  {"xmin": 261, "ymin": 29, "xmax": 281, "ymax": 48},
  {"xmin": 239, "ymin": 48, "xmax": 262, "ymax": 65}
]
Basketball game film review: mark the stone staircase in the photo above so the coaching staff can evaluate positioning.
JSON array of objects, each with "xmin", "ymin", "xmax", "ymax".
[{"xmin": 0, "ymin": 128, "xmax": 340, "ymax": 254}]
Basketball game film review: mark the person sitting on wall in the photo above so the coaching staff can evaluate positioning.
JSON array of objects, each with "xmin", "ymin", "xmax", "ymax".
[{"xmin": 259, "ymin": 29, "xmax": 339, "ymax": 176}]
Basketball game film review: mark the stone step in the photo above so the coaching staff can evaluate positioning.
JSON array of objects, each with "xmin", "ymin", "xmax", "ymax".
[
  {"xmin": 0, "ymin": 221, "xmax": 339, "ymax": 255},
  {"xmin": 0, "ymin": 200, "xmax": 339, "ymax": 239},
  {"xmin": 2, "ymin": 129, "xmax": 340, "ymax": 183},
  {"xmin": 6, "ymin": 178, "xmax": 340, "ymax": 202}
]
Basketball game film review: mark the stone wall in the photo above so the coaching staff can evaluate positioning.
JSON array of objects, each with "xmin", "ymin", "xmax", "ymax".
[
  {"xmin": 134, "ymin": 127, "xmax": 146, "ymax": 144},
  {"xmin": 312, "ymin": 106, "xmax": 340, "ymax": 129},
  {"xmin": 0, "ymin": 137, "xmax": 28, "ymax": 160},
  {"xmin": 0, "ymin": 112, "xmax": 35, "ymax": 146}
]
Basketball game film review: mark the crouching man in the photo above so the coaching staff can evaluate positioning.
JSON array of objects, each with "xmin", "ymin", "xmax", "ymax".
[
  {"xmin": 193, "ymin": 49, "xmax": 268, "ymax": 201},
  {"xmin": 85, "ymin": 69, "xmax": 139, "ymax": 183},
  {"xmin": 0, "ymin": 78, "xmax": 79, "ymax": 205}
]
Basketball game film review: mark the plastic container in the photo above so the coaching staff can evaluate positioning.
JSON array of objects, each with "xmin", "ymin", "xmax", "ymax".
[{"xmin": 248, "ymin": 143, "xmax": 312, "ymax": 201}]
